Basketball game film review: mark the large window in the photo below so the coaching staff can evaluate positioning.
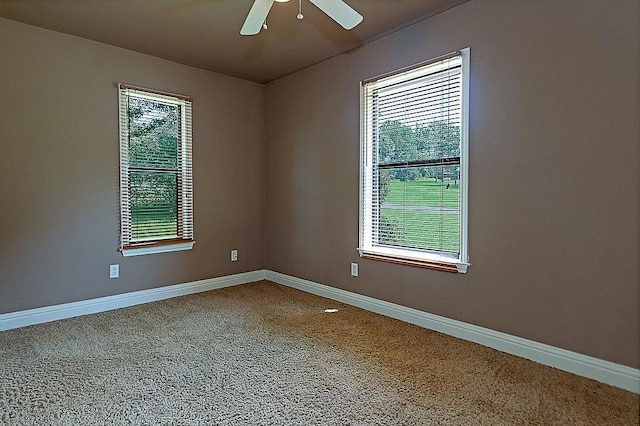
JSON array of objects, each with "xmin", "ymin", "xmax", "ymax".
[
  {"xmin": 359, "ymin": 49, "xmax": 469, "ymax": 273},
  {"xmin": 118, "ymin": 84, "xmax": 194, "ymax": 256}
]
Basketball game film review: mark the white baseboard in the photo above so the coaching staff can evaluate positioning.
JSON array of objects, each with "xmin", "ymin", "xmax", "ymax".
[
  {"xmin": 265, "ymin": 270, "xmax": 640, "ymax": 394},
  {"xmin": 1, "ymin": 269, "xmax": 637, "ymax": 393},
  {"xmin": 0, "ymin": 270, "xmax": 266, "ymax": 332}
]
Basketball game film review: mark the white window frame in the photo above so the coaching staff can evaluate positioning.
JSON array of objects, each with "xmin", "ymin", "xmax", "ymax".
[
  {"xmin": 118, "ymin": 84, "xmax": 194, "ymax": 257},
  {"xmin": 359, "ymin": 48, "xmax": 470, "ymax": 273}
]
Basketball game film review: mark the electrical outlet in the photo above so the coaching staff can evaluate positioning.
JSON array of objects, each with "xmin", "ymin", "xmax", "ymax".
[
  {"xmin": 351, "ymin": 262, "xmax": 358, "ymax": 277},
  {"xmin": 109, "ymin": 264, "xmax": 119, "ymax": 279},
  {"xmin": 231, "ymin": 249, "xmax": 238, "ymax": 262}
]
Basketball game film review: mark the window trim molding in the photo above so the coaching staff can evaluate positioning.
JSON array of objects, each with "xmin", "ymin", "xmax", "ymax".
[
  {"xmin": 118, "ymin": 83, "xmax": 192, "ymax": 103},
  {"xmin": 459, "ymin": 47, "xmax": 470, "ymax": 269},
  {"xmin": 121, "ymin": 241, "xmax": 195, "ymax": 257},
  {"xmin": 358, "ymin": 48, "xmax": 470, "ymax": 273},
  {"xmin": 360, "ymin": 252, "xmax": 463, "ymax": 274}
]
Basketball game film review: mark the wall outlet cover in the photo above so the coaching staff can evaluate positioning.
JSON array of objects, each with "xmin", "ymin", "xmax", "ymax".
[{"xmin": 109, "ymin": 264, "xmax": 119, "ymax": 279}]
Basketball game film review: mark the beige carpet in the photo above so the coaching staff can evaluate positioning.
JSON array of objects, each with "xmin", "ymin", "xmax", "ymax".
[{"xmin": 0, "ymin": 281, "xmax": 637, "ymax": 425}]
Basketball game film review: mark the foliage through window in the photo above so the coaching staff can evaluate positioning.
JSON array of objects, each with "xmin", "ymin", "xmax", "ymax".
[
  {"xmin": 118, "ymin": 85, "xmax": 194, "ymax": 256},
  {"xmin": 359, "ymin": 49, "xmax": 469, "ymax": 273}
]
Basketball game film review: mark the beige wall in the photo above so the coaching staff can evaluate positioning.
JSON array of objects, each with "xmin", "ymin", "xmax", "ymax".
[
  {"xmin": 265, "ymin": 0, "xmax": 640, "ymax": 368},
  {"xmin": 0, "ymin": 18, "xmax": 265, "ymax": 313}
]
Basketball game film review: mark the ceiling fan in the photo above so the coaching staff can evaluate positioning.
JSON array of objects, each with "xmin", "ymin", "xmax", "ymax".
[{"xmin": 241, "ymin": 0, "xmax": 363, "ymax": 35}]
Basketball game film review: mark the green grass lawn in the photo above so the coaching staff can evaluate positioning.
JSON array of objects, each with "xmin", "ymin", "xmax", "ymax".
[
  {"xmin": 380, "ymin": 176, "xmax": 460, "ymax": 253},
  {"xmin": 384, "ymin": 177, "xmax": 459, "ymax": 208},
  {"xmin": 380, "ymin": 209, "xmax": 460, "ymax": 253},
  {"xmin": 131, "ymin": 214, "xmax": 177, "ymax": 241}
]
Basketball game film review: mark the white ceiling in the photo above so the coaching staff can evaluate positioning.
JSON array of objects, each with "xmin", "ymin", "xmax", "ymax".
[{"xmin": 0, "ymin": 0, "xmax": 469, "ymax": 83}]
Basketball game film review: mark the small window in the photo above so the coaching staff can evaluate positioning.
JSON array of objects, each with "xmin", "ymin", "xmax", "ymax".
[
  {"xmin": 359, "ymin": 49, "xmax": 470, "ymax": 273},
  {"xmin": 118, "ymin": 84, "xmax": 194, "ymax": 256}
]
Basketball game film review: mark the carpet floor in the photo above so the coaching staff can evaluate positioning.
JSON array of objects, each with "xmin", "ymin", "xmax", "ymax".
[{"xmin": 0, "ymin": 280, "xmax": 637, "ymax": 425}]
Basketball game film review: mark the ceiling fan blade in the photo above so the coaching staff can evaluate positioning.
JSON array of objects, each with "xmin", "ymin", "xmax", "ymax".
[
  {"xmin": 241, "ymin": 0, "xmax": 275, "ymax": 35},
  {"xmin": 308, "ymin": 0, "xmax": 363, "ymax": 30}
]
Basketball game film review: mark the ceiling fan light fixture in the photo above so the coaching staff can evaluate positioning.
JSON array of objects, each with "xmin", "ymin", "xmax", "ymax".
[
  {"xmin": 297, "ymin": 0, "xmax": 303, "ymax": 19},
  {"xmin": 241, "ymin": 0, "xmax": 362, "ymax": 36}
]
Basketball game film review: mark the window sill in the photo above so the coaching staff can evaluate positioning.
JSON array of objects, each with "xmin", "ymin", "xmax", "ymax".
[
  {"xmin": 359, "ymin": 251, "xmax": 469, "ymax": 274},
  {"xmin": 121, "ymin": 240, "xmax": 195, "ymax": 257}
]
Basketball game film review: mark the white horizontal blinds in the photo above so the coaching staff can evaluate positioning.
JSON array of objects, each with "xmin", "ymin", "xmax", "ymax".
[
  {"xmin": 118, "ymin": 85, "xmax": 193, "ymax": 249},
  {"xmin": 362, "ymin": 54, "xmax": 463, "ymax": 259}
]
